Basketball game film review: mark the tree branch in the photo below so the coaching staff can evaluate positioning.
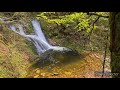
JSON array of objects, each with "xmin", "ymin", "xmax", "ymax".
[
  {"xmin": 88, "ymin": 16, "xmax": 100, "ymax": 51},
  {"xmin": 86, "ymin": 12, "xmax": 109, "ymax": 18},
  {"xmin": 89, "ymin": 16, "xmax": 100, "ymax": 36}
]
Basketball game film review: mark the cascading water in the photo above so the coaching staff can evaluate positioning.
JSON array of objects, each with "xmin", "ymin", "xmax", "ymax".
[{"xmin": 9, "ymin": 19, "xmax": 72, "ymax": 55}]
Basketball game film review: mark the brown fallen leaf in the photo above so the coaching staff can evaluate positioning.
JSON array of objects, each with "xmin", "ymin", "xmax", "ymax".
[
  {"xmin": 36, "ymin": 70, "xmax": 40, "ymax": 74},
  {"xmin": 65, "ymin": 71, "xmax": 72, "ymax": 75},
  {"xmin": 40, "ymin": 73, "xmax": 46, "ymax": 77},
  {"xmin": 34, "ymin": 75, "xmax": 39, "ymax": 78}
]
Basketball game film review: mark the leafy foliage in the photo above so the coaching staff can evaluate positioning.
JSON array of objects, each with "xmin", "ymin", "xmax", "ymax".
[{"xmin": 36, "ymin": 12, "xmax": 109, "ymax": 51}]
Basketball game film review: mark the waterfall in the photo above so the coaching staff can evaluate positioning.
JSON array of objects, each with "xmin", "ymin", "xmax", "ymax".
[{"xmin": 8, "ymin": 19, "xmax": 71, "ymax": 55}]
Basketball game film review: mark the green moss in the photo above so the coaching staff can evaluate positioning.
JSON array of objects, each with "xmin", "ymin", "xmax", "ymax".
[{"xmin": 0, "ymin": 25, "xmax": 38, "ymax": 78}]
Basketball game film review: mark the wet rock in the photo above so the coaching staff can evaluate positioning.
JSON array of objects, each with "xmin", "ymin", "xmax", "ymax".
[
  {"xmin": 51, "ymin": 73, "xmax": 59, "ymax": 76},
  {"xmin": 32, "ymin": 48, "xmax": 80, "ymax": 68}
]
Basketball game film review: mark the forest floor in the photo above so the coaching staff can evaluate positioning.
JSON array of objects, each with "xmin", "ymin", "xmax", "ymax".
[{"xmin": 27, "ymin": 52, "xmax": 111, "ymax": 78}]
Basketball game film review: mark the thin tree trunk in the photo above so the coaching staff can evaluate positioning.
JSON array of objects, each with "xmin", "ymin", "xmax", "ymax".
[{"xmin": 102, "ymin": 34, "xmax": 108, "ymax": 78}]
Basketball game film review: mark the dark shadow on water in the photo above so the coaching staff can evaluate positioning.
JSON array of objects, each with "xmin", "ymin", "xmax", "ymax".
[{"xmin": 30, "ymin": 49, "xmax": 85, "ymax": 69}]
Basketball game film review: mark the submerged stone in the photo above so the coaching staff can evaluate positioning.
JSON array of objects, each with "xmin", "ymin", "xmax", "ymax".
[{"xmin": 32, "ymin": 47, "xmax": 80, "ymax": 68}]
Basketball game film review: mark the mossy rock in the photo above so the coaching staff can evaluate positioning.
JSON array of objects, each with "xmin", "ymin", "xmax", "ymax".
[{"xmin": 32, "ymin": 48, "xmax": 80, "ymax": 68}]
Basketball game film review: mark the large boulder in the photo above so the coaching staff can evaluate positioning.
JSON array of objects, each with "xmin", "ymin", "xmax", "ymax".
[{"xmin": 32, "ymin": 47, "xmax": 80, "ymax": 68}]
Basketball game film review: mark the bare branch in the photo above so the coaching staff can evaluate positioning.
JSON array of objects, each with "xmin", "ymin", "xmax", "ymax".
[
  {"xmin": 89, "ymin": 16, "xmax": 100, "ymax": 36},
  {"xmin": 86, "ymin": 12, "xmax": 109, "ymax": 18},
  {"xmin": 88, "ymin": 16, "xmax": 100, "ymax": 51}
]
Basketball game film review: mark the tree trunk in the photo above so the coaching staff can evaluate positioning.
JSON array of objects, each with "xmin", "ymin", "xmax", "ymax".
[{"xmin": 110, "ymin": 12, "xmax": 120, "ymax": 78}]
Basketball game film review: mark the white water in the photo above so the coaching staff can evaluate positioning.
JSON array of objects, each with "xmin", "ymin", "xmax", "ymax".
[{"xmin": 8, "ymin": 19, "xmax": 70, "ymax": 55}]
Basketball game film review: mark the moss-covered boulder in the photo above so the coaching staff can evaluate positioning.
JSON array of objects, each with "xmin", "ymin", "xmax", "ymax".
[{"xmin": 32, "ymin": 47, "xmax": 80, "ymax": 68}]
